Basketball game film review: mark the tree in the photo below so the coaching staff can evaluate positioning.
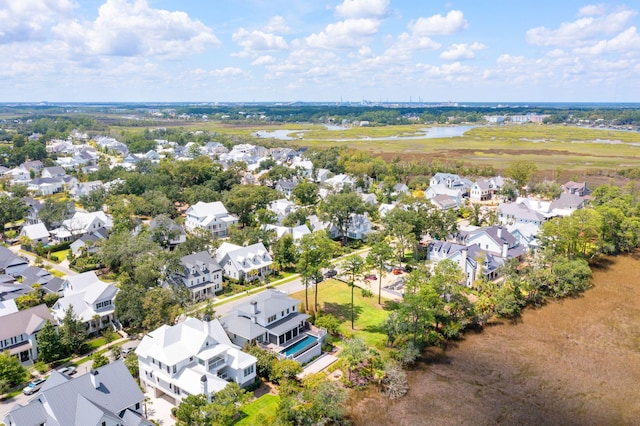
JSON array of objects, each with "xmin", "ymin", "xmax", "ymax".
[
  {"xmin": 225, "ymin": 185, "xmax": 279, "ymax": 227},
  {"xmin": 0, "ymin": 350, "xmax": 28, "ymax": 390},
  {"xmin": 38, "ymin": 200, "xmax": 73, "ymax": 230},
  {"xmin": 292, "ymin": 180, "xmax": 319, "ymax": 206},
  {"xmin": 142, "ymin": 287, "xmax": 181, "ymax": 331},
  {"xmin": 115, "ymin": 282, "xmax": 146, "ymax": 330},
  {"xmin": 208, "ymin": 382, "xmax": 251, "ymax": 425},
  {"xmin": 124, "ymin": 352, "xmax": 139, "ymax": 377},
  {"xmin": 382, "ymin": 208, "xmax": 415, "ymax": 261},
  {"xmin": 60, "ymin": 306, "xmax": 87, "ymax": 355},
  {"xmin": 175, "ymin": 394, "xmax": 210, "ymax": 426},
  {"xmin": 382, "ymin": 362, "xmax": 409, "ymax": 399},
  {"xmin": 341, "ymin": 254, "xmax": 365, "ymax": 329},
  {"xmin": 341, "ymin": 337, "xmax": 367, "ymax": 381},
  {"xmin": 272, "ymin": 233, "xmax": 297, "ymax": 271},
  {"xmin": 37, "ymin": 320, "xmax": 63, "ymax": 363},
  {"xmin": 91, "ymin": 353, "xmax": 109, "ymax": 368},
  {"xmin": 296, "ymin": 231, "xmax": 338, "ymax": 312},
  {"xmin": 0, "ymin": 194, "xmax": 27, "ymax": 236},
  {"xmin": 505, "ymin": 160, "xmax": 538, "ymax": 194},
  {"xmin": 319, "ymin": 191, "xmax": 366, "ymax": 245},
  {"xmin": 366, "ymin": 234, "xmax": 395, "ymax": 304},
  {"xmin": 270, "ymin": 359, "xmax": 302, "ymax": 384},
  {"xmin": 276, "ymin": 375, "xmax": 346, "ymax": 426}
]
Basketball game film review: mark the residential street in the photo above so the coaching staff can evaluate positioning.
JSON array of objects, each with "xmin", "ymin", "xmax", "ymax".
[{"xmin": 7, "ymin": 244, "xmax": 75, "ymax": 277}]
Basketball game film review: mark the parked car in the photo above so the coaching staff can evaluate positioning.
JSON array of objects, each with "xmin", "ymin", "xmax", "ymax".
[
  {"xmin": 23, "ymin": 378, "xmax": 46, "ymax": 395},
  {"xmin": 365, "ymin": 274, "xmax": 377, "ymax": 280},
  {"xmin": 324, "ymin": 269, "xmax": 338, "ymax": 278},
  {"xmin": 392, "ymin": 268, "xmax": 404, "ymax": 275},
  {"xmin": 122, "ymin": 347, "xmax": 133, "ymax": 357},
  {"xmin": 56, "ymin": 366, "xmax": 77, "ymax": 376}
]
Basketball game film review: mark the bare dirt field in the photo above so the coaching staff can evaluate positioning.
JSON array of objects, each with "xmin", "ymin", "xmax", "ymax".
[{"xmin": 348, "ymin": 253, "xmax": 640, "ymax": 426}]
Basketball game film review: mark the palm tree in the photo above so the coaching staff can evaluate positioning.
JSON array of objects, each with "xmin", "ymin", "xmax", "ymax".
[{"xmin": 341, "ymin": 254, "xmax": 365, "ymax": 329}]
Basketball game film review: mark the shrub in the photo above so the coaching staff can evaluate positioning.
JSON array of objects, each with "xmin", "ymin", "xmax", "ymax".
[{"xmin": 34, "ymin": 360, "xmax": 49, "ymax": 374}]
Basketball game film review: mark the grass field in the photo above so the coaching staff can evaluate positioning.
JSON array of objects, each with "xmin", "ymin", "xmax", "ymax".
[
  {"xmin": 288, "ymin": 279, "xmax": 393, "ymax": 351},
  {"xmin": 235, "ymin": 394, "xmax": 280, "ymax": 425},
  {"xmin": 114, "ymin": 120, "xmax": 640, "ymax": 173}
]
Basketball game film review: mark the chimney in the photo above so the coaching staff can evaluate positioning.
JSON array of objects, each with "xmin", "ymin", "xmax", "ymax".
[
  {"xmin": 502, "ymin": 242, "xmax": 509, "ymax": 258},
  {"xmin": 90, "ymin": 369, "xmax": 101, "ymax": 389},
  {"xmin": 250, "ymin": 300, "xmax": 258, "ymax": 314},
  {"xmin": 497, "ymin": 226, "xmax": 503, "ymax": 240},
  {"xmin": 200, "ymin": 375, "xmax": 210, "ymax": 401}
]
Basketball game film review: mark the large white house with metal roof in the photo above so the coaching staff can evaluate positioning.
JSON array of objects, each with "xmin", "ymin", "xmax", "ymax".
[
  {"xmin": 215, "ymin": 242, "xmax": 273, "ymax": 282},
  {"xmin": 136, "ymin": 317, "xmax": 257, "ymax": 406},
  {"xmin": 4, "ymin": 361, "xmax": 150, "ymax": 426},
  {"xmin": 51, "ymin": 271, "xmax": 118, "ymax": 334},
  {"xmin": 184, "ymin": 201, "xmax": 238, "ymax": 237},
  {"xmin": 221, "ymin": 290, "xmax": 325, "ymax": 364},
  {"xmin": 164, "ymin": 251, "xmax": 222, "ymax": 300},
  {"xmin": 0, "ymin": 303, "xmax": 55, "ymax": 365}
]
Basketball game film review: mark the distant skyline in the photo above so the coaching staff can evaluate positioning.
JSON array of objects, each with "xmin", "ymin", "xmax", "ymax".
[{"xmin": 1, "ymin": 1, "xmax": 639, "ymax": 103}]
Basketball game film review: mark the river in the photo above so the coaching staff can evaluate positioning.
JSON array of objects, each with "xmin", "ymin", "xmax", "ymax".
[{"xmin": 348, "ymin": 253, "xmax": 640, "ymax": 425}]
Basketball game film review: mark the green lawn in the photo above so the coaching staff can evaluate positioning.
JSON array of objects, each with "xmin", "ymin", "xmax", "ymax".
[
  {"xmin": 235, "ymin": 394, "xmax": 280, "ymax": 425},
  {"xmin": 50, "ymin": 249, "xmax": 69, "ymax": 263},
  {"xmin": 289, "ymin": 279, "xmax": 393, "ymax": 351}
]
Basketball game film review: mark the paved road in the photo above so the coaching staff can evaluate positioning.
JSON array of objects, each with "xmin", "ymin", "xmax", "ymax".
[{"xmin": 8, "ymin": 244, "xmax": 75, "ymax": 276}]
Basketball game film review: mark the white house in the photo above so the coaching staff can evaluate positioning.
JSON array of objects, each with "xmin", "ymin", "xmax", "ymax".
[
  {"xmin": 51, "ymin": 210, "xmax": 113, "ymax": 242},
  {"xmin": 52, "ymin": 271, "xmax": 118, "ymax": 334},
  {"xmin": 268, "ymin": 198, "xmax": 298, "ymax": 224},
  {"xmin": 0, "ymin": 304, "xmax": 55, "ymax": 365},
  {"xmin": 215, "ymin": 242, "xmax": 273, "ymax": 283},
  {"xmin": 20, "ymin": 223, "xmax": 50, "ymax": 245},
  {"xmin": 136, "ymin": 317, "xmax": 257, "ymax": 406},
  {"xmin": 185, "ymin": 201, "xmax": 238, "ymax": 237},
  {"xmin": 0, "ymin": 246, "xmax": 29, "ymax": 276},
  {"xmin": 221, "ymin": 290, "xmax": 326, "ymax": 364},
  {"xmin": 69, "ymin": 181, "xmax": 104, "ymax": 200},
  {"xmin": 4, "ymin": 361, "xmax": 150, "ymax": 426},
  {"xmin": 166, "ymin": 251, "xmax": 223, "ymax": 300},
  {"xmin": 262, "ymin": 224, "xmax": 311, "ymax": 241},
  {"xmin": 27, "ymin": 177, "xmax": 64, "ymax": 196}
]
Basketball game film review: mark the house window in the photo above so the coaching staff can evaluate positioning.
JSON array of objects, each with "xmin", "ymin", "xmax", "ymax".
[
  {"xmin": 267, "ymin": 315, "xmax": 276, "ymax": 323},
  {"xmin": 136, "ymin": 402, "xmax": 141, "ymax": 410},
  {"xmin": 172, "ymin": 365, "xmax": 176, "ymax": 374},
  {"xmin": 244, "ymin": 365, "xmax": 255, "ymax": 376}
]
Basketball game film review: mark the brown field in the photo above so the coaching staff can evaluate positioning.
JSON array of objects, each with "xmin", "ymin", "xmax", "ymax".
[{"xmin": 348, "ymin": 253, "xmax": 640, "ymax": 426}]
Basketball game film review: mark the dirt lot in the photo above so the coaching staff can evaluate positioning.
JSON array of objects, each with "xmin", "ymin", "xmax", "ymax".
[{"xmin": 348, "ymin": 253, "xmax": 640, "ymax": 426}]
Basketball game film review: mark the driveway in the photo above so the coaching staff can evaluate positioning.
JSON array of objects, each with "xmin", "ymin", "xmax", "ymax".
[{"xmin": 144, "ymin": 390, "xmax": 176, "ymax": 426}]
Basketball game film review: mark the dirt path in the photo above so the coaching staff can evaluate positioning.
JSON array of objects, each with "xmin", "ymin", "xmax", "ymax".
[{"xmin": 348, "ymin": 253, "xmax": 640, "ymax": 426}]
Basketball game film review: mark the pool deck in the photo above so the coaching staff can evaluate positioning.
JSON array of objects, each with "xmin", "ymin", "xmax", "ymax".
[{"xmin": 297, "ymin": 354, "xmax": 339, "ymax": 379}]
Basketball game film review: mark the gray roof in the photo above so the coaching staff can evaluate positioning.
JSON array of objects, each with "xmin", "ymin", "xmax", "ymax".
[
  {"xmin": 235, "ymin": 289, "xmax": 299, "ymax": 320},
  {"xmin": 222, "ymin": 315, "xmax": 267, "ymax": 340},
  {"xmin": 0, "ymin": 304, "xmax": 54, "ymax": 341},
  {"xmin": 268, "ymin": 312, "xmax": 311, "ymax": 336},
  {"xmin": 5, "ymin": 361, "xmax": 148, "ymax": 426},
  {"xmin": 0, "ymin": 247, "xmax": 28, "ymax": 269}
]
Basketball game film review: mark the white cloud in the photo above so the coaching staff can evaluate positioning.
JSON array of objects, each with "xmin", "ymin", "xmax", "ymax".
[
  {"xmin": 440, "ymin": 42, "xmax": 487, "ymax": 61},
  {"xmin": 0, "ymin": 0, "xmax": 75, "ymax": 43},
  {"xmin": 579, "ymin": 4, "xmax": 608, "ymax": 17},
  {"xmin": 208, "ymin": 67, "xmax": 249, "ymax": 78},
  {"xmin": 233, "ymin": 28, "xmax": 288, "ymax": 55},
  {"xmin": 52, "ymin": 0, "xmax": 219, "ymax": 58},
  {"xmin": 305, "ymin": 18, "xmax": 380, "ymax": 49},
  {"xmin": 526, "ymin": 8, "xmax": 636, "ymax": 47},
  {"xmin": 410, "ymin": 10, "xmax": 468, "ymax": 36},
  {"xmin": 252, "ymin": 55, "xmax": 276, "ymax": 66},
  {"xmin": 263, "ymin": 16, "xmax": 291, "ymax": 34},
  {"xmin": 335, "ymin": 0, "xmax": 389, "ymax": 19},
  {"xmin": 573, "ymin": 26, "xmax": 640, "ymax": 56}
]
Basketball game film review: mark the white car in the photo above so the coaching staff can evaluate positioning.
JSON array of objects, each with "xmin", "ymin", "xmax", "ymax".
[
  {"xmin": 23, "ymin": 378, "xmax": 46, "ymax": 395},
  {"xmin": 56, "ymin": 366, "xmax": 77, "ymax": 376}
]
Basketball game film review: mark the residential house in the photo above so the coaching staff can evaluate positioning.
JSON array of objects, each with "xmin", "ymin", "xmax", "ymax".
[
  {"xmin": 51, "ymin": 271, "xmax": 118, "ymax": 333},
  {"xmin": 268, "ymin": 198, "xmax": 298, "ymax": 224},
  {"xmin": 215, "ymin": 242, "xmax": 273, "ymax": 283},
  {"xmin": 561, "ymin": 181, "xmax": 591, "ymax": 197},
  {"xmin": 40, "ymin": 166, "xmax": 66, "ymax": 179},
  {"xmin": 430, "ymin": 194, "xmax": 462, "ymax": 210},
  {"xmin": 185, "ymin": 201, "xmax": 238, "ymax": 237},
  {"xmin": 425, "ymin": 185, "xmax": 463, "ymax": 210},
  {"xmin": 69, "ymin": 180, "xmax": 104, "ymax": 200},
  {"xmin": 69, "ymin": 230, "xmax": 107, "ymax": 257},
  {"xmin": 0, "ymin": 247, "xmax": 29, "ymax": 276},
  {"xmin": 165, "ymin": 251, "xmax": 223, "ymax": 300},
  {"xmin": 359, "ymin": 193, "xmax": 378, "ymax": 206},
  {"xmin": 429, "ymin": 173, "xmax": 473, "ymax": 193},
  {"xmin": 136, "ymin": 317, "xmax": 257, "ymax": 406},
  {"xmin": 549, "ymin": 192, "xmax": 586, "ymax": 215},
  {"xmin": 470, "ymin": 179, "xmax": 494, "ymax": 201},
  {"xmin": 149, "ymin": 216, "xmax": 186, "ymax": 249},
  {"xmin": 457, "ymin": 225, "xmax": 526, "ymax": 260},
  {"xmin": 0, "ymin": 304, "xmax": 55, "ymax": 364},
  {"xmin": 21, "ymin": 160, "xmax": 43, "ymax": 174},
  {"xmin": 95, "ymin": 136, "xmax": 129, "ymax": 156},
  {"xmin": 275, "ymin": 179, "xmax": 298, "ymax": 199},
  {"xmin": 20, "ymin": 223, "xmax": 50, "ymax": 245},
  {"xmin": 221, "ymin": 289, "xmax": 326, "ymax": 364},
  {"xmin": 50, "ymin": 211, "xmax": 112, "ymax": 242},
  {"xmin": 22, "ymin": 197, "xmax": 43, "ymax": 225},
  {"xmin": 201, "ymin": 141, "xmax": 228, "ymax": 157},
  {"xmin": 346, "ymin": 213, "xmax": 374, "ymax": 240},
  {"xmin": 324, "ymin": 173, "xmax": 355, "ymax": 192},
  {"xmin": 6, "ymin": 166, "xmax": 30, "ymax": 184},
  {"xmin": 289, "ymin": 158, "xmax": 313, "ymax": 179},
  {"xmin": 314, "ymin": 168, "xmax": 332, "ymax": 183},
  {"xmin": 497, "ymin": 202, "xmax": 546, "ymax": 227},
  {"xmin": 262, "ymin": 224, "xmax": 311, "ymax": 241},
  {"xmin": 27, "ymin": 177, "xmax": 65, "ymax": 196},
  {"xmin": 378, "ymin": 203, "xmax": 396, "ymax": 218},
  {"xmin": 3, "ymin": 361, "xmax": 150, "ymax": 426}
]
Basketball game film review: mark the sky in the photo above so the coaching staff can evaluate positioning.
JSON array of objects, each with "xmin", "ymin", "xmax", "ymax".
[{"xmin": 1, "ymin": 0, "xmax": 640, "ymax": 103}]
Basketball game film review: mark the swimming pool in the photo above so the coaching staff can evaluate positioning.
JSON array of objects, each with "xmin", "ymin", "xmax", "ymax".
[{"xmin": 280, "ymin": 335, "xmax": 318, "ymax": 357}]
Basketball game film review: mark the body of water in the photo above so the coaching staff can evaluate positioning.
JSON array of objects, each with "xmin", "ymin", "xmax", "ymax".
[{"xmin": 253, "ymin": 125, "xmax": 477, "ymax": 141}]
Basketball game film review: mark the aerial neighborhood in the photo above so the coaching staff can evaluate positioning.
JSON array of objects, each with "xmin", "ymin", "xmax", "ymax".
[{"xmin": 0, "ymin": 108, "xmax": 632, "ymax": 425}]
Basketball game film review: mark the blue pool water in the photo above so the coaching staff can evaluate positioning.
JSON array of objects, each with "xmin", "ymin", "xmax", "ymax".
[{"xmin": 281, "ymin": 335, "xmax": 318, "ymax": 357}]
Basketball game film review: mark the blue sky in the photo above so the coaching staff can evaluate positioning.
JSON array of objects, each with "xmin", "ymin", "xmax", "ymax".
[{"xmin": 1, "ymin": 0, "xmax": 639, "ymax": 102}]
